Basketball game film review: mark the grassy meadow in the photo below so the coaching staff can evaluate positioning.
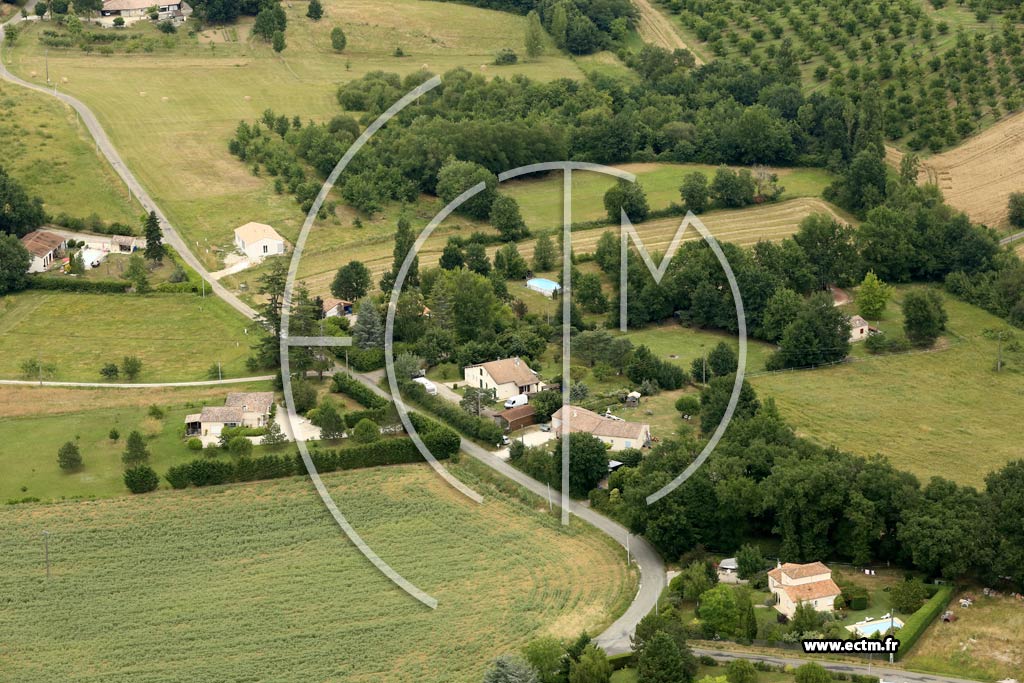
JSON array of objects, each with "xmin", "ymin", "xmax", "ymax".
[
  {"xmin": 0, "ymin": 80, "xmax": 137, "ymax": 224},
  {"xmin": 753, "ymin": 287, "xmax": 1023, "ymax": 488},
  {"xmin": 5, "ymin": 0, "xmax": 585, "ymax": 266},
  {"xmin": 0, "ymin": 290, "xmax": 257, "ymax": 382},
  {"xmin": 0, "ymin": 382, "xmax": 275, "ymax": 501},
  {"xmin": 0, "ymin": 462, "xmax": 636, "ymax": 682}
]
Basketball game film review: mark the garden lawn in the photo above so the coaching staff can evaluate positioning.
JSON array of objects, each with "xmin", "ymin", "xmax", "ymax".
[
  {"xmin": 0, "ymin": 381, "xmax": 275, "ymax": 501},
  {"xmin": 0, "ymin": 462, "xmax": 635, "ymax": 682},
  {"xmin": 0, "ymin": 81, "xmax": 137, "ymax": 225},
  {"xmin": 0, "ymin": 290, "xmax": 257, "ymax": 382}
]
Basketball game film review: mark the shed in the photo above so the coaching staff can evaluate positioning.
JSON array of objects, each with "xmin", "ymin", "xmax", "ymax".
[
  {"xmin": 234, "ymin": 222, "xmax": 285, "ymax": 261},
  {"xmin": 626, "ymin": 390, "xmax": 642, "ymax": 407},
  {"xmin": 719, "ymin": 557, "xmax": 739, "ymax": 573},
  {"xmin": 849, "ymin": 314, "xmax": 870, "ymax": 342},
  {"xmin": 495, "ymin": 404, "xmax": 536, "ymax": 432}
]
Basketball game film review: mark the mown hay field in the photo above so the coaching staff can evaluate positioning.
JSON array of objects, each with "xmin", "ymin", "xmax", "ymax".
[{"xmin": 0, "ymin": 463, "xmax": 635, "ymax": 682}]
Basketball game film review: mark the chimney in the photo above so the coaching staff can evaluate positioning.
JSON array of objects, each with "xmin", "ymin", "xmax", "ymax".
[{"xmin": 514, "ymin": 357, "xmax": 520, "ymax": 367}]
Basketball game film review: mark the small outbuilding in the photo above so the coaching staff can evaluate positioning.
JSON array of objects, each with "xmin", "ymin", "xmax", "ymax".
[
  {"xmin": 495, "ymin": 404, "xmax": 537, "ymax": 432},
  {"xmin": 719, "ymin": 557, "xmax": 739, "ymax": 574},
  {"xmin": 234, "ymin": 222, "xmax": 286, "ymax": 261},
  {"xmin": 322, "ymin": 298, "xmax": 353, "ymax": 318},
  {"xmin": 849, "ymin": 314, "xmax": 871, "ymax": 342},
  {"xmin": 626, "ymin": 390, "xmax": 642, "ymax": 407}
]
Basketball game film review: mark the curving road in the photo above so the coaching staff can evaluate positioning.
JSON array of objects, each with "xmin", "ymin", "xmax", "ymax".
[
  {"xmin": 0, "ymin": 8, "xmax": 256, "ymax": 320},
  {"xmin": 1000, "ymin": 230, "xmax": 1024, "ymax": 246}
]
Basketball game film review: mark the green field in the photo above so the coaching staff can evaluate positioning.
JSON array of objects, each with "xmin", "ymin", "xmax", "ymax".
[
  {"xmin": 0, "ymin": 290, "xmax": 257, "ymax": 382},
  {"xmin": 0, "ymin": 80, "xmax": 137, "ymax": 224},
  {"xmin": 5, "ymin": 0, "xmax": 586, "ymax": 266},
  {"xmin": 0, "ymin": 381, "xmax": 275, "ymax": 501},
  {"xmin": 752, "ymin": 287, "xmax": 1023, "ymax": 488},
  {"xmin": 0, "ymin": 463, "xmax": 636, "ymax": 682}
]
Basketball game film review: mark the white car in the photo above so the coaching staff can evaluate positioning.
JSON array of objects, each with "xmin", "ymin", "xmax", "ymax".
[{"xmin": 504, "ymin": 394, "xmax": 528, "ymax": 409}]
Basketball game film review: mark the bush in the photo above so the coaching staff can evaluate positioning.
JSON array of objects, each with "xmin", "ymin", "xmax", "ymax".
[
  {"xmin": 27, "ymin": 276, "xmax": 130, "ymax": 293},
  {"xmin": 109, "ymin": 428, "xmax": 120, "ymax": 441},
  {"xmin": 494, "ymin": 47, "xmax": 518, "ymax": 64},
  {"xmin": 352, "ymin": 418, "xmax": 380, "ymax": 443},
  {"xmin": 401, "ymin": 380, "xmax": 504, "ymax": 444},
  {"xmin": 228, "ymin": 435, "xmax": 253, "ymax": 457},
  {"xmin": 344, "ymin": 347, "xmax": 385, "ymax": 371},
  {"xmin": 57, "ymin": 441, "xmax": 83, "ymax": 471},
  {"xmin": 186, "ymin": 437, "xmax": 203, "ymax": 451},
  {"xmin": 124, "ymin": 465, "xmax": 160, "ymax": 493},
  {"xmin": 331, "ymin": 372, "xmax": 389, "ymax": 408},
  {"xmin": 674, "ymin": 395, "xmax": 700, "ymax": 416},
  {"xmin": 165, "ymin": 464, "xmax": 190, "ymax": 489}
]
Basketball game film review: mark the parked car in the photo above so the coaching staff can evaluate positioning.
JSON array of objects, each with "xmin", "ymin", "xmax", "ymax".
[
  {"xmin": 504, "ymin": 393, "xmax": 528, "ymax": 409},
  {"xmin": 412, "ymin": 377, "xmax": 437, "ymax": 396},
  {"xmin": 539, "ymin": 423, "xmax": 551, "ymax": 432},
  {"xmin": 501, "ymin": 435, "xmax": 511, "ymax": 446}
]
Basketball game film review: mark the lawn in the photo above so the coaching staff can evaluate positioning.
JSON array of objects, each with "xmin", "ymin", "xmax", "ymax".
[
  {"xmin": 0, "ymin": 290, "xmax": 258, "ymax": 382},
  {"xmin": 0, "ymin": 81, "xmax": 137, "ymax": 225},
  {"xmin": 902, "ymin": 590, "xmax": 1024, "ymax": 681},
  {"xmin": 0, "ymin": 381, "xmax": 275, "ymax": 501},
  {"xmin": 5, "ymin": 0, "xmax": 585, "ymax": 263},
  {"xmin": 0, "ymin": 462, "xmax": 636, "ymax": 682},
  {"xmin": 752, "ymin": 287, "xmax": 1024, "ymax": 488}
]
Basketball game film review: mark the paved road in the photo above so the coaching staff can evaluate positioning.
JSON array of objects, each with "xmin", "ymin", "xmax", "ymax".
[
  {"xmin": 692, "ymin": 647, "xmax": 984, "ymax": 683},
  {"xmin": 0, "ymin": 375, "xmax": 274, "ymax": 388},
  {"xmin": 1000, "ymin": 229, "xmax": 1024, "ymax": 245},
  {"xmin": 346, "ymin": 369, "xmax": 664, "ymax": 655},
  {"xmin": 0, "ymin": 9, "xmax": 256, "ymax": 321}
]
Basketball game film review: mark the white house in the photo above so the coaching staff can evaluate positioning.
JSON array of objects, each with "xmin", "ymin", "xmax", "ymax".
[
  {"xmin": 99, "ymin": 0, "xmax": 188, "ymax": 26},
  {"xmin": 185, "ymin": 391, "xmax": 275, "ymax": 437},
  {"xmin": 551, "ymin": 406, "xmax": 651, "ymax": 451},
  {"xmin": 849, "ymin": 315, "xmax": 870, "ymax": 342},
  {"xmin": 463, "ymin": 357, "xmax": 544, "ymax": 401},
  {"xmin": 234, "ymin": 222, "xmax": 285, "ymax": 261},
  {"xmin": 20, "ymin": 230, "xmax": 66, "ymax": 273},
  {"xmin": 768, "ymin": 561, "xmax": 842, "ymax": 618}
]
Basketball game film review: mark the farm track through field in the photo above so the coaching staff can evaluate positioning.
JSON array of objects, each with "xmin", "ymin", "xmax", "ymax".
[{"xmin": 632, "ymin": 0, "xmax": 704, "ymax": 63}]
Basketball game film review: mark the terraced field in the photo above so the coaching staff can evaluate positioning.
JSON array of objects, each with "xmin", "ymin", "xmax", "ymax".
[{"xmin": 0, "ymin": 464, "xmax": 635, "ymax": 682}]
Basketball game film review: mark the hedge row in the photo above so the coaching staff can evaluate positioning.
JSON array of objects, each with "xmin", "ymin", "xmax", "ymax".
[
  {"xmin": 27, "ymin": 276, "xmax": 130, "ymax": 293},
  {"xmin": 331, "ymin": 372, "xmax": 389, "ymax": 409},
  {"xmin": 894, "ymin": 584, "xmax": 954, "ymax": 660},
  {"xmin": 165, "ymin": 413, "xmax": 460, "ymax": 489},
  {"xmin": 337, "ymin": 347, "xmax": 385, "ymax": 372},
  {"xmin": 344, "ymin": 406, "xmax": 394, "ymax": 429},
  {"xmin": 400, "ymin": 380, "xmax": 504, "ymax": 445}
]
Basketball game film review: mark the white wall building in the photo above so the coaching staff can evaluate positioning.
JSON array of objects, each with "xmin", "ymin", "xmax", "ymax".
[
  {"xmin": 551, "ymin": 406, "xmax": 650, "ymax": 451},
  {"xmin": 185, "ymin": 392, "xmax": 275, "ymax": 437},
  {"xmin": 20, "ymin": 230, "xmax": 66, "ymax": 273},
  {"xmin": 234, "ymin": 222, "xmax": 285, "ymax": 261},
  {"xmin": 463, "ymin": 357, "xmax": 543, "ymax": 401},
  {"xmin": 849, "ymin": 314, "xmax": 871, "ymax": 342},
  {"xmin": 768, "ymin": 561, "xmax": 842, "ymax": 618}
]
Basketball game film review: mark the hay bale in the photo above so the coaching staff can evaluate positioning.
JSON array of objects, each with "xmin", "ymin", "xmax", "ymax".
[
  {"xmin": 161, "ymin": 96, "xmax": 169, "ymax": 102},
  {"xmin": 244, "ymin": 95, "xmax": 252, "ymax": 101},
  {"xmin": 139, "ymin": 91, "xmax": 147, "ymax": 97}
]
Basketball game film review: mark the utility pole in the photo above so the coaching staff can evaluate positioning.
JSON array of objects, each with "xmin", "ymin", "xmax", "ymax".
[
  {"xmin": 45, "ymin": 47, "xmax": 49, "ymax": 84},
  {"xmin": 996, "ymin": 330, "xmax": 1005, "ymax": 372},
  {"xmin": 41, "ymin": 531, "xmax": 50, "ymax": 579},
  {"xmin": 626, "ymin": 533, "xmax": 631, "ymax": 564},
  {"xmin": 218, "ymin": 362, "xmax": 222, "ymax": 381}
]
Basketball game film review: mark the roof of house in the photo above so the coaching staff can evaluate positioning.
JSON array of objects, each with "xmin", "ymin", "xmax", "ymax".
[
  {"xmin": 103, "ymin": 0, "xmax": 169, "ymax": 10},
  {"xmin": 552, "ymin": 406, "xmax": 648, "ymax": 441},
  {"xmin": 468, "ymin": 357, "xmax": 539, "ymax": 387},
  {"xmin": 234, "ymin": 222, "xmax": 283, "ymax": 244},
  {"xmin": 849, "ymin": 314, "xmax": 870, "ymax": 328},
  {"xmin": 112, "ymin": 234, "xmax": 136, "ymax": 246},
  {"xmin": 224, "ymin": 392, "xmax": 275, "ymax": 415},
  {"xmin": 199, "ymin": 406, "xmax": 244, "ymax": 423},
  {"xmin": 769, "ymin": 561, "xmax": 833, "ymax": 583},
  {"xmin": 322, "ymin": 297, "xmax": 352, "ymax": 312},
  {"xmin": 499, "ymin": 405, "xmax": 536, "ymax": 422},
  {"xmin": 20, "ymin": 230, "xmax": 65, "ymax": 257},
  {"xmin": 776, "ymin": 578, "xmax": 842, "ymax": 603},
  {"xmin": 719, "ymin": 557, "xmax": 739, "ymax": 570}
]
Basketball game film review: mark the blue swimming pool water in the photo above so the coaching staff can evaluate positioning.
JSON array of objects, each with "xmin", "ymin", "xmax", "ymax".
[{"xmin": 854, "ymin": 618, "xmax": 903, "ymax": 636}]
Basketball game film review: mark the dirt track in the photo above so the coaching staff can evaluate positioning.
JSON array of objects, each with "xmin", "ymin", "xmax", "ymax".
[
  {"xmin": 632, "ymin": 0, "xmax": 704, "ymax": 65},
  {"xmin": 915, "ymin": 112, "xmax": 1024, "ymax": 229}
]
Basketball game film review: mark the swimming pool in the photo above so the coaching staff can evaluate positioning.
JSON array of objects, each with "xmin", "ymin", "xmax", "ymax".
[
  {"xmin": 848, "ymin": 617, "xmax": 904, "ymax": 637},
  {"xmin": 526, "ymin": 277, "xmax": 562, "ymax": 297}
]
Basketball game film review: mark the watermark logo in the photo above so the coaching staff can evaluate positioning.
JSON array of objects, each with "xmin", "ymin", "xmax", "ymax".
[{"xmin": 279, "ymin": 81, "xmax": 748, "ymax": 606}]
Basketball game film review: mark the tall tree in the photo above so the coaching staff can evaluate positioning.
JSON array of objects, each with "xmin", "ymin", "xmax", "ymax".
[
  {"xmin": 122, "ymin": 430, "xmax": 150, "ymax": 465},
  {"xmin": 857, "ymin": 271, "xmax": 893, "ymax": 320},
  {"xmin": 679, "ymin": 171, "xmax": 710, "ymax": 213},
  {"xmin": 330, "ymin": 26, "xmax": 346, "ymax": 52},
  {"xmin": 491, "ymin": 195, "xmax": 528, "ymax": 241},
  {"xmin": 793, "ymin": 214, "xmax": 860, "ymax": 288},
  {"xmin": 569, "ymin": 645, "xmax": 611, "ymax": 683},
  {"xmin": 524, "ymin": 9, "xmax": 545, "ymax": 58},
  {"xmin": 637, "ymin": 632, "xmax": 690, "ymax": 683},
  {"xmin": 604, "ymin": 179, "xmax": 649, "ymax": 222},
  {"xmin": 775, "ymin": 292, "xmax": 851, "ymax": 368},
  {"xmin": 380, "ymin": 216, "xmax": 419, "ymax": 292},
  {"xmin": 0, "ymin": 166, "xmax": 45, "ymax": 236},
  {"xmin": 0, "ymin": 235, "xmax": 30, "ymax": 294},
  {"xmin": 439, "ymin": 238, "xmax": 464, "ymax": 270},
  {"xmin": 483, "ymin": 655, "xmax": 540, "ymax": 683},
  {"xmin": 306, "ymin": 0, "xmax": 323, "ymax": 20},
  {"xmin": 352, "ymin": 297, "xmax": 384, "ymax": 349},
  {"xmin": 332, "ymin": 260, "xmax": 371, "ymax": 301},
  {"xmin": 532, "ymin": 234, "xmax": 556, "ymax": 272},
  {"xmin": 902, "ymin": 290, "xmax": 946, "ymax": 347},
  {"xmin": 550, "ymin": 3, "xmax": 568, "ymax": 48},
  {"xmin": 58, "ymin": 441, "xmax": 83, "ymax": 471},
  {"xmin": 143, "ymin": 211, "xmax": 164, "ymax": 262},
  {"xmin": 249, "ymin": 259, "xmax": 288, "ymax": 369}
]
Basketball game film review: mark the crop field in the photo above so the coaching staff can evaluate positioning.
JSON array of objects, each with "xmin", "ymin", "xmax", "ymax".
[
  {"xmin": 0, "ymin": 463, "xmax": 635, "ymax": 682},
  {"xmin": 752, "ymin": 287, "xmax": 1023, "ymax": 487},
  {"xmin": 5, "ymin": 0, "xmax": 583, "ymax": 262},
  {"xmin": 0, "ymin": 291, "xmax": 256, "ymax": 382},
  {"xmin": 902, "ymin": 591, "xmax": 1024, "ymax": 681},
  {"xmin": 919, "ymin": 110, "xmax": 1024, "ymax": 230},
  {"xmin": 0, "ymin": 381, "xmax": 275, "ymax": 501},
  {"xmin": 0, "ymin": 81, "xmax": 137, "ymax": 224}
]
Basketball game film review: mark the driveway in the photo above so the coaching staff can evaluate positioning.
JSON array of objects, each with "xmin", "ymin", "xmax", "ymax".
[{"xmin": 492, "ymin": 424, "xmax": 557, "ymax": 459}]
